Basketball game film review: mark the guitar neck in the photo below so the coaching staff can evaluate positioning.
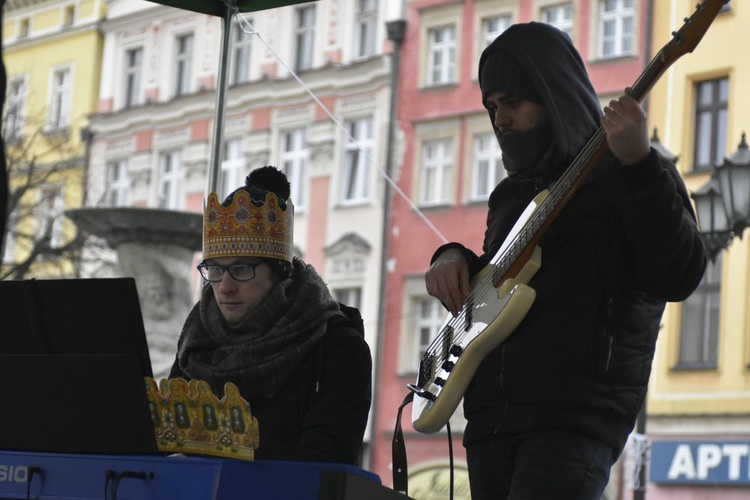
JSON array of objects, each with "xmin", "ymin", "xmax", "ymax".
[{"xmin": 490, "ymin": 0, "xmax": 728, "ymax": 286}]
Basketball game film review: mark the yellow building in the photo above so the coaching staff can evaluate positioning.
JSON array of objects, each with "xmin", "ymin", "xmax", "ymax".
[
  {"xmin": 2, "ymin": 0, "xmax": 106, "ymax": 278},
  {"xmin": 645, "ymin": 1, "xmax": 750, "ymax": 497}
]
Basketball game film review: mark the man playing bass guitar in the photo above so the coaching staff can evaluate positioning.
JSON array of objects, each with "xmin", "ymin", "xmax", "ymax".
[{"xmin": 425, "ymin": 22, "xmax": 707, "ymax": 499}]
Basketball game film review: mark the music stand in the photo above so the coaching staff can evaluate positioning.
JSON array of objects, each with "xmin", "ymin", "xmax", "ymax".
[{"xmin": 0, "ymin": 277, "xmax": 159, "ymax": 454}]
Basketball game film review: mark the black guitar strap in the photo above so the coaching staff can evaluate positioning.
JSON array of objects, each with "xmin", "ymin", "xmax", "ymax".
[{"xmin": 392, "ymin": 392, "xmax": 414, "ymax": 495}]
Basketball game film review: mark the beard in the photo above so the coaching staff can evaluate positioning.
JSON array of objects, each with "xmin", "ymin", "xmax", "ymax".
[{"xmin": 498, "ymin": 123, "xmax": 554, "ymax": 178}]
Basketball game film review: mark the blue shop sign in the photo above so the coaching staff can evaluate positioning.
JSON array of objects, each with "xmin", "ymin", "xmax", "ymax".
[{"xmin": 651, "ymin": 440, "xmax": 750, "ymax": 485}]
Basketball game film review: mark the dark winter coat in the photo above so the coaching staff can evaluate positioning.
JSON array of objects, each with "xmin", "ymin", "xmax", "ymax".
[
  {"xmin": 434, "ymin": 23, "xmax": 707, "ymax": 452},
  {"xmin": 170, "ymin": 304, "xmax": 372, "ymax": 465}
]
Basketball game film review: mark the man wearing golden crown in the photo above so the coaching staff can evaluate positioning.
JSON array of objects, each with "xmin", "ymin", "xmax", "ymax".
[{"xmin": 169, "ymin": 166, "xmax": 372, "ymax": 465}]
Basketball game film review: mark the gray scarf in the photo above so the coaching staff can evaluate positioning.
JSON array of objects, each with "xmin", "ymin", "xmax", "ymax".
[{"xmin": 176, "ymin": 258, "xmax": 341, "ymax": 399}]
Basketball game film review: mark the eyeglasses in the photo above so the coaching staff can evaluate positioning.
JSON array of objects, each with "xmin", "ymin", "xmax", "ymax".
[{"xmin": 197, "ymin": 261, "xmax": 262, "ymax": 282}]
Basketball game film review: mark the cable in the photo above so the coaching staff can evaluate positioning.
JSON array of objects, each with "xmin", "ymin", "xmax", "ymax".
[{"xmin": 25, "ymin": 466, "xmax": 42, "ymax": 500}]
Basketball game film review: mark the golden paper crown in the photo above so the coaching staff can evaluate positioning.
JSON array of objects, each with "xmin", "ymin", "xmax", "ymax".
[
  {"xmin": 144, "ymin": 377, "xmax": 259, "ymax": 461},
  {"xmin": 203, "ymin": 190, "xmax": 294, "ymax": 262}
]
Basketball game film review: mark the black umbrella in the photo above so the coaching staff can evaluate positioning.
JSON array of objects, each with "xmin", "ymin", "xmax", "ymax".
[{"xmin": 148, "ymin": 0, "xmax": 309, "ymax": 17}]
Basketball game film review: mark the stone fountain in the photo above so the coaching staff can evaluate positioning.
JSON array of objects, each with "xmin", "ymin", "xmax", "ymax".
[{"xmin": 66, "ymin": 207, "xmax": 203, "ymax": 379}]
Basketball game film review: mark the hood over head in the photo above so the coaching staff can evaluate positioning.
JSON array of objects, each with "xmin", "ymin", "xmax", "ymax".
[{"xmin": 478, "ymin": 23, "xmax": 602, "ymax": 181}]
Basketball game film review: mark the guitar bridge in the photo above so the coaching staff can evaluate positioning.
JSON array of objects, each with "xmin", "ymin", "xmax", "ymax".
[{"xmin": 406, "ymin": 384, "xmax": 436, "ymax": 401}]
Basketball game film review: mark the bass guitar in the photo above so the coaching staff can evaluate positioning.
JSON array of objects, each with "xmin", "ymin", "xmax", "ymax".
[{"xmin": 409, "ymin": 0, "xmax": 728, "ymax": 434}]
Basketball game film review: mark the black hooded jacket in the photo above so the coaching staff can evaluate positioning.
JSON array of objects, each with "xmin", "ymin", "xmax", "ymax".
[{"xmin": 433, "ymin": 23, "xmax": 707, "ymax": 451}]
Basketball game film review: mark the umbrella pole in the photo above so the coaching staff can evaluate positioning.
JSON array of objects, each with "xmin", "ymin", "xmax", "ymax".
[{"xmin": 206, "ymin": 1, "xmax": 235, "ymax": 196}]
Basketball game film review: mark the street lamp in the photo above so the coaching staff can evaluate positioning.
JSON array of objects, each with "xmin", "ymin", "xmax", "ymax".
[{"xmin": 691, "ymin": 133, "xmax": 750, "ymax": 261}]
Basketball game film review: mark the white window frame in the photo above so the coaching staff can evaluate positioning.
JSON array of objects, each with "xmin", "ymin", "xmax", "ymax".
[
  {"xmin": 598, "ymin": 0, "xmax": 634, "ymax": 59},
  {"xmin": 341, "ymin": 117, "xmax": 374, "ymax": 205},
  {"xmin": 158, "ymin": 150, "xmax": 182, "ymax": 209},
  {"xmin": 5, "ymin": 75, "xmax": 27, "ymax": 141},
  {"xmin": 693, "ymin": 77, "xmax": 729, "ymax": 172},
  {"xmin": 353, "ymin": 0, "xmax": 378, "ymax": 60},
  {"xmin": 419, "ymin": 138, "xmax": 452, "ymax": 206},
  {"xmin": 36, "ymin": 185, "xmax": 65, "ymax": 249},
  {"xmin": 426, "ymin": 25, "xmax": 456, "ymax": 86},
  {"xmin": 106, "ymin": 159, "xmax": 130, "ymax": 207},
  {"xmin": 3, "ymin": 209, "xmax": 18, "ymax": 263},
  {"xmin": 481, "ymin": 14, "xmax": 511, "ymax": 48},
  {"xmin": 413, "ymin": 297, "xmax": 444, "ymax": 368},
  {"xmin": 471, "ymin": 132, "xmax": 505, "ymax": 201},
  {"xmin": 48, "ymin": 66, "xmax": 72, "ymax": 130},
  {"xmin": 295, "ymin": 6, "xmax": 316, "ymax": 71},
  {"xmin": 231, "ymin": 23, "xmax": 253, "ymax": 85},
  {"xmin": 18, "ymin": 18, "xmax": 30, "ymax": 38},
  {"xmin": 677, "ymin": 254, "xmax": 722, "ymax": 369},
  {"xmin": 63, "ymin": 4, "xmax": 75, "ymax": 26},
  {"xmin": 541, "ymin": 3, "xmax": 574, "ymax": 39},
  {"xmin": 174, "ymin": 33, "xmax": 194, "ymax": 96},
  {"xmin": 280, "ymin": 128, "xmax": 307, "ymax": 209},
  {"xmin": 333, "ymin": 287, "xmax": 363, "ymax": 309},
  {"xmin": 123, "ymin": 47, "xmax": 143, "ymax": 108},
  {"xmin": 220, "ymin": 138, "xmax": 245, "ymax": 199}
]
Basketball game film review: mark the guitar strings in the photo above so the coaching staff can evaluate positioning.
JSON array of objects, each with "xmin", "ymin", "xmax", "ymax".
[
  {"xmin": 421, "ymin": 127, "xmax": 607, "ymax": 363},
  {"xmin": 421, "ymin": 27, "xmax": 666, "ymax": 365}
]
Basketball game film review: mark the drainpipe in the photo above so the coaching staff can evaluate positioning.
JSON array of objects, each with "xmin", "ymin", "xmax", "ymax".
[{"xmin": 369, "ymin": 17, "xmax": 406, "ymax": 470}]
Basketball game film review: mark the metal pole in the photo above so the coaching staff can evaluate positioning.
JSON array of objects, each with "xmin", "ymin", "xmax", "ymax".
[
  {"xmin": 369, "ymin": 17, "xmax": 406, "ymax": 470},
  {"xmin": 634, "ymin": 3, "xmax": 653, "ymax": 498},
  {"xmin": 206, "ymin": 1, "xmax": 236, "ymax": 196},
  {"xmin": 632, "ymin": 399, "xmax": 647, "ymax": 500}
]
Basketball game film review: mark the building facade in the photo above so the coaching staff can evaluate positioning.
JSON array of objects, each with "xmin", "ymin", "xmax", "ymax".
[
  {"xmin": 2, "ymin": 0, "xmax": 106, "ymax": 278},
  {"xmin": 644, "ymin": 1, "xmax": 750, "ymax": 498},
  {"xmin": 84, "ymin": 0, "xmax": 403, "ymax": 466}
]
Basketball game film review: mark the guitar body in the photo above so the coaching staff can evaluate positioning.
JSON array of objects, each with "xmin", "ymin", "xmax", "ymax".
[{"xmin": 411, "ymin": 192, "xmax": 547, "ymax": 433}]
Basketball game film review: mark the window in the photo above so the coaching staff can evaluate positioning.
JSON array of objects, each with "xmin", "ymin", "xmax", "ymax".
[
  {"xmin": 481, "ymin": 15, "xmax": 511, "ymax": 48},
  {"xmin": 63, "ymin": 5, "xmax": 75, "ymax": 26},
  {"xmin": 158, "ymin": 151, "xmax": 182, "ymax": 209},
  {"xmin": 420, "ymin": 139, "xmax": 452, "ymax": 206},
  {"xmin": 693, "ymin": 77, "xmax": 729, "ymax": 172},
  {"xmin": 231, "ymin": 24, "xmax": 252, "ymax": 84},
  {"xmin": 354, "ymin": 0, "xmax": 378, "ymax": 59},
  {"xmin": 220, "ymin": 139, "xmax": 245, "ymax": 198},
  {"xmin": 295, "ymin": 6, "xmax": 316, "ymax": 71},
  {"xmin": 36, "ymin": 185, "xmax": 65, "ymax": 249},
  {"xmin": 677, "ymin": 254, "xmax": 721, "ymax": 369},
  {"xmin": 19, "ymin": 18, "xmax": 30, "ymax": 38},
  {"xmin": 124, "ymin": 47, "xmax": 143, "ymax": 108},
  {"xmin": 599, "ymin": 0, "xmax": 633, "ymax": 58},
  {"xmin": 2, "ymin": 210, "xmax": 18, "ymax": 263},
  {"xmin": 342, "ymin": 117, "xmax": 373, "ymax": 204},
  {"xmin": 472, "ymin": 133, "xmax": 505, "ymax": 201},
  {"xmin": 106, "ymin": 159, "xmax": 130, "ymax": 207},
  {"xmin": 414, "ymin": 297, "xmax": 444, "ymax": 366},
  {"xmin": 427, "ymin": 25, "xmax": 456, "ymax": 86},
  {"xmin": 48, "ymin": 67, "xmax": 72, "ymax": 129},
  {"xmin": 541, "ymin": 3, "xmax": 574, "ymax": 39},
  {"xmin": 5, "ymin": 77, "xmax": 26, "ymax": 141},
  {"xmin": 280, "ymin": 129, "xmax": 307, "ymax": 208},
  {"xmin": 333, "ymin": 287, "xmax": 362, "ymax": 309},
  {"xmin": 174, "ymin": 34, "xmax": 193, "ymax": 96}
]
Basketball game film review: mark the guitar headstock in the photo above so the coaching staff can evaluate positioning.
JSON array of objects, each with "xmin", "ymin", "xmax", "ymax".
[
  {"xmin": 630, "ymin": 0, "xmax": 727, "ymax": 101},
  {"xmin": 665, "ymin": 0, "xmax": 728, "ymax": 62}
]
